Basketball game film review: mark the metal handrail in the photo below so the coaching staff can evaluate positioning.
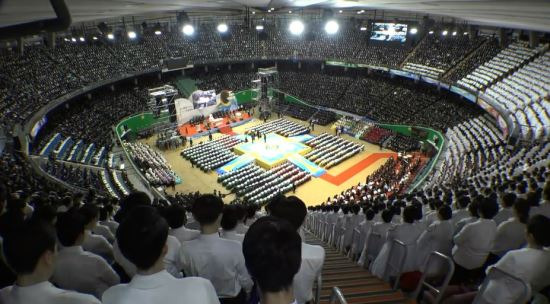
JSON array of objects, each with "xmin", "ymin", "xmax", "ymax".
[
  {"xmin": 314, "ymin": 273, "xmax": 322, "ymax": 304},
  {"xmin": 329, "ymin": 287, "xmax": 348, "ymax": 304},
  {"xmin": 473, "ymin": 266, "xmax": 531, "ymax": 304},
  {"xmin": 383, "ymin": 239, "xmax": 407, "ymax": 290},
  {"xmin": 365, "ymin": 233, "xmax": 382, "ymax": 269},
  {"xmin": 411, "ymin": 251, "xmax": 455, "ymax": 304}
]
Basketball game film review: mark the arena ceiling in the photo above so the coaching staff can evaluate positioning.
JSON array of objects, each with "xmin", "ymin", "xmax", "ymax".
[{"xmin": 1, "ymin": 0, "xmax": 549, "ymax": 32}]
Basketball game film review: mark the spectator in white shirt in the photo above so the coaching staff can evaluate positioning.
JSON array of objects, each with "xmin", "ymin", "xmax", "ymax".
[
  {"xmin": 451, "ymin": 195, "xmax": 470, "ymax": 227},
  {"xmin": 0, "ymin": 220, "xmax": 100, "ymax": 304},
  {"xmin": 416, "ymin": 205, "xmax": 454, "ymax": 274},
  {"xmin": 531, "ymin": 181, "xmax": 550, "ymax": 218},
  {"xmin": 356, "ymin": 208, "xmax": 376, "ymax": 266},
  {"xmin": 451, "ymin": 197, "xmax": 499, "ymax": 284},
  {"xmin": 489, "ymin": 198, "xmax": 530, "ymax": 261},
  {"xmin": 164, "ymin": 204, "xmax": 200, "ymax": 243},
  {"xmin": 234, "ymin": 205, "xmax": 249, "ymax": 235},
  {"xmin": 268, "ymin": 196, "xmax": 325, "ymax": 304},
  {"xmin": 493, "ymin": 192, "xmax": 516, "ymax": 226},
  {"xmin": 102, "ymin": 206, "xmax": 219, "ymax": 304},
  {"xmin": 79, "ymin": 204, "xmax": 114, "ymax": 263},
  {"xmin": 481, "ymin": 214, "xmax": 550, "ymax": 304},
  {"xmin": 454, "ymin": 198, "xmax": 480, "ymax": 236},
  {"xmin": 52, "ymin": 210, "xmax": 120, "ymax": 299},
  {"xmin": 99, "ymin": 205, "xmax": 118, "ymax": 235},
  {"xmin": 179, "ymin": 194, "xmax": 253, "ymax": 303},
  {"xmin": 220, "ymin": 205, "xmax": 245, "ymax": 243},
  {"xmin": 243, "ymin": 216, "xmax": 302, "ymax": 304}
]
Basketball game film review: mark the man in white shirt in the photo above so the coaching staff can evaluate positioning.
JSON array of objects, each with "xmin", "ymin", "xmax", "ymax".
[
  {"xmin": 0, "ymin": 220, "xmax": 100, "ymax": 304},
  {"xmin": 234, "ymin": 205, "xmax": 249, "ymax": 235},
  {"xmin": 99, "ymin": 204, "xmax": 118, "ymax": 234},
  {"xmin": 179, "ymin": 194, "xmax": 253, "ymax": 303},
  {"xmin": 102, "ymin": 206, "xmax": 219, "ymax": 304},
  {"xmin": 451, "ymin": 196, "xmax": 470, "ymax": 227},
  {"xmin": 220, "ymin": 205, "xmax": 245, "ymax": 243},
  {"xmin": 52, "ymin": 211, "xmax": 120, "ymax": 299},
  {"xmin": 454, "ymin": 199, "xmax": 480, "ymax": 236},
  {"xmin": 164, "ymin": 204, "xmax": 200, "ymax": 243},
  {"xmin": 530, "ymin": 182, "xmax": 550, "ymax": 218},
  {"xmin": 482, "ymin": 214, "xmax": 550, "ymax": 304},
  {"xmin": 451, "ymin": 197, "xmax": 499, "ymax": 284},
  {"xmin": 243, "ymin": 216, "xmax": 302, "ymax": 304},
  {"xmin": 490, "ymin": 198, "xmax": 529, "ymax": 258},
  {"xmin": 79, "ymin": 204, "xmax": 114, "ymax": 263},
  {"xmin": 268, "ymin": 196, "xmax": 325, "ymax": 304},
  {"xmin": 493, "ymin": 192, "xmax": 516, "ymax": 226},
  {"xmin": 416, "ymin": 205, "xmax": 454, "ymax": 275}
]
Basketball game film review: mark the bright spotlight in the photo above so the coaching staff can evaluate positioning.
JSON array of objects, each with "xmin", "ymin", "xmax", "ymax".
[
  {"xmin": 128, "ymin": 31, "xmax": 137, "ymax": 39},
  {"xmin": 79, "ymin": 37, "xmax": 85, "ymax": 42},
  {"xmin": 452, "ymin": 31, "xmax": 457, "ymax": 36},
  {"xmin": 410, "ymin": 28, "xmax": 418, "ymax": 34},
  {"xmin": 107, "ymin": 33, "xmax": 114, "ymax": 40},
  {"xmin": 428, "ymin": 30, "xmax": 434, "ymax": 35},
  {"xmin": 442, "ymin": 30, "xmax": 448, "ymax": 36},
  {"xmin": 155, "ymin": 30, "xmax": 162, "ymax": 35},
  {"xmin": 339, "ymin": 10, "xmax": 343, "ymax": 13},
  {"xmin": 255, "ymin": 25, "xmax": 264, "ymax": 31},
  {"xmin": 360, "ymin": 27, "xmax": 367, "ymax": 31},
  {"xmin": 182, "ymin": 24, "xmax": 194, "ymax": 36},
  {"xmin": 324, "ymin": 20, "xmax": 339, "ymax": 34},
  {"xmin": 463, "ymin": 32, "xmax": 468, "ymax": 35},
  {"xmin": 64, "ymin": 38, "xmax": 69, "ymax": 42},
  {"xmin": 217, "ymin": 23, "xmax": 228, "ymax": 33},
  {"xmin": 289, "ymin": 20, "xmax": 304, "ymax": 35},
  {"xmin": 289, "ymin": 10, "xmax": 292, "ymax": 14},
  {"xmin": 252, "ymin": 11, "xmax": 256, "ymax": 14},
  {"xmin": 71, "ymin": 37, "xmax": 76, "ymax": 42},
  {"xmin": 92, "ymin": 36, "xmax": 98, "ymax": 40}
]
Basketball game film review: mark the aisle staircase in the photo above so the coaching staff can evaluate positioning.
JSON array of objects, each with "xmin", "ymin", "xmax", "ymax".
[{"xmin": 304, "ymin": 232, "xmax": 413, "ymax": 304}]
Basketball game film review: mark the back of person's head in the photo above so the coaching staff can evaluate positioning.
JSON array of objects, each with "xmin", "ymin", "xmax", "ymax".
[
  {"xmin": 502, "ymin": 192, "xmax": 517, "ymax": 208},
  {"xmin": 438, "ymin": 205, "xmax": 452, "ymax": 221},
  {"xmin": 527, "ymin": 215, "xmax": 550, "ymax": 247},
  {"xmin": 117, "ymin": 206, "xmax": 168, "ymax": 270},
  {"xmin": 78, "ymin": 203, "xmax": 99, "ymax": 227},
  {"xmin": 30, "ymin": 205, "xmax": 57, "ymax": 225},
  {"xmin": 269, "ymin": 196, "xmax": 307, "ymax": 231},
  {"xmin": 3, "ymin": 220, "xmax": 56, "ymax": 275},
  {"xmin": 365, "ymin": 208, "xmax": 375, "ymax": 221},
  {"xmin": 513, "ymin": 198, "xmax": 531, "ymax": 224},
  {"xmin": 402, "ymin": 206, "xmax": 416, "ymax": 224},
  {"xmin": 351, "ymin": 204, "xmax": 360, "ymax": 215},
  {"xmin": 115, "ymin": 192, "xmax": 151, "ymax": 222},
  {"xmin": 56, "ymin": 210, "xmax": 86, "ymax": 247},
  {"xmin": 234, "ymin": 204, "xmax": 247, "ymax": 222},
  {"xmin": 381, "ymin": 209, "xmax": 393, "ymax": 223},
  {"xmin": 243, "ymin": 216, "xmax": 301, "ymax": 293},
  {"xmin": 163, "ymin": 204, "xmax": 187, "ymax": 229},
  {"xmin": 478, "ymin": 197, "xmax": 499, "ymax": 219},
  {"xmin": 457, "ymin": 196, "xmax": 470, "ymax": 209},
  {"xmin": 333, "ymin": 205, "xmax": 340, "ymax": 213},
  {"xmin": 192, "ymin": 194, "xmax": 224, "ymax": 225},
  {"xmin": 221, "ymin": 204, "xmax": 240, "ymax": 231}
]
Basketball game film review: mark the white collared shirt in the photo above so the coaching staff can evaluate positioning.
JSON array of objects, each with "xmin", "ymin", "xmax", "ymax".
[
  {"xmin": 100, "ymin": 220, "xmax": 119, "ymax": 235},
  {"xmin": 102, "ymin": 270, "xmax": 219, "ymax": 304},
  {"xmin": 179, "ymin": 233, "xmax": 253, "ymax": 297},
  {"xmin": 83, "ymin": 230, "xmax": 114, "ymax": 263},
  {"xmin": 530, "ymin": 202, "xmax": 550, "ymax": 218},
  {"xmin": 169, "ymin": 226, "xmax": 200, "ymax": 243},
  {"xmin": 451, "ymin": 209, "xmax": 470, "ymax": 227},
  {"xmin": 493, "ymin": 207, "xmax": 513, "ymax": 226},
  {"xmin": 0, "ymin": 281, "xmax": 100, "ymax": 304},
  {"xmin": 491, "ymin": 218, "xmax": 526, "ymax": 257},
  {"xmin": 92, "ymin": 224, "xmax": 115, "ymax": 244},
  {"xmin": 293, "ymin": 242, "xmax": 325, "ymax": 304},
  {"xmin": 220, "ymin": 230, "xmax": 245, "ymax": 243},
  {"xmin": 165, "ymin": 236, "xmax": 182, "ymax": 278},
  {"xmin": 113, "ymin": 240, "xmax": 137, "ymax": 278},
  {"xmin": 452, "ymin": 218, "xmax": 497, "ymax": 269},
  {"xmin": 234, "ymin": 223, "xmax": 248, "ymax": 235},
  {"xmin": 52, "ymin": 246, "xmax": 120, "ymax": 299}
]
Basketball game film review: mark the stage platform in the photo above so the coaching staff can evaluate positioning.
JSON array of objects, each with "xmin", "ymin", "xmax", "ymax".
[{"xmin": 178, "ymin": 113, "xmax": 251, "ymax": 138}]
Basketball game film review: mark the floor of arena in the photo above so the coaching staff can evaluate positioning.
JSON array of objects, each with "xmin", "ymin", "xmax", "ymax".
[{"xmin": 140, "ymin": 113, "xmax": 395, "ymax": 206}]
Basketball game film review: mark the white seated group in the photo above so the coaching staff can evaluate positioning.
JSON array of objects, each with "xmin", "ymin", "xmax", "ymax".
[
  {"xmin": 246, "ymin": 118, "xmax": 310, "ymax": 137},
  {"xmin": 304, "ymin": 133, "xmax": 364, "ymax": 168},
  {"xmin": 402, "ymin": 62, "xmax": 445, "ymax": 79},
  {"xmin": 124, "ymin": 141, "xmax": 177, "ymax": 186},
  {"xmin": 181, "ymin": 135, "xmax": 241, "ymax": 171}
]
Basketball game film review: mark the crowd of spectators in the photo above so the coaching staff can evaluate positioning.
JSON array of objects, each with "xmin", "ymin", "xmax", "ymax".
[
  {"xmin": 41, "ymin": 160, "xmax": 104, "ymax": 191},
  {"xmin": 443, "ymin": 37, "xmax": 502, "ymax": 83}
]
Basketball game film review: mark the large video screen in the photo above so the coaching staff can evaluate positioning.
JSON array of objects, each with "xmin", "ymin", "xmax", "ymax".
[{"xmin": 370, "ymin": 23, "xmax": 408, "ymax": 43}]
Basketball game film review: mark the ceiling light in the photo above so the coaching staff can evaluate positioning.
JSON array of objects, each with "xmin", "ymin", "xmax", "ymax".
[
  {"xmin": 289, "ymin": 20, "xmax": 304, "ymax": 35},
  {"xmin": 79, "ymin": 37, "xmax": 85, "ymax": 42},
  {"xmin": 92, "ymin": 36, "xmax": 98, "ymax": 40},
  {"xmin": 252, "ymin": 11, "xmax": 255, "ymax": 14},
  {"xmin": 324, "ymin": 20, "xmax": 339, "ymax": 34},
  {"xmin": 182, "ymin": 24, "xmax": 194, "ymax": 36},
  {"xmin": 289, "ymin": 10, "xmax": 292, "ymax": 14},
  {"xmin": 256, "ymin": 25, "xmax": 264, "ymax": 31},
  {"xmin": 339, "ymin": 10, "xmax": 343, "ymax": 13},
  {"xmin": 428, "ymin": 30, "xmax": 434, "ymax": 35},
  {"xmin": 107, "ymin": 33, "xmax": 114, "ymax": 40},
  {"xmin": 271, "ymin": 7, "xmax": 274, "ymax": 10},
  {"xmin": 442, "ymin": 30, "xmax": 448, "ymax": 36},
  {"xmin": 155, "ymin": 30, "xmax": 162, "ymax": 35},
  {"xmin": 410, "ymin": 28, "xmax": 418, "ymax": 34},
  {"xmin": 71, "ymin": 37, "xmax": 76, "ymax": 42},
  {"xmin": 360, "ymin": 27, "xmax": 367, "ymax": 31},
  {"xmin": 64, "ymin": 38, "xmax": 69, "ymax": 42},
  {"xmin": 217, "ymin": 23, "xmax": 228, "ymax": 33},
  {"xmin": 128, "ymin": 31, "xmax": 137, "ymax": 39},
  {"xmin": 452, "ymin": 31, "xmax": 457, "ymax": 36},
  {"xmin": 463, "ymin": 32, "xmax": 468, "ymax": 35}
]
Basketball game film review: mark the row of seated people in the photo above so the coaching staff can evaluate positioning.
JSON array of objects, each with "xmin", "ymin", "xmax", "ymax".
[
  {"xmin": 245, "ymin": 118, "xmax": 309, "ymax": 137},
  {"xmin": 457, "ymin": 42, "xmax": 541, "ymax": 91},
  {"xmin": 402, "ymin": 63, "xmax": 445, "ymax": 79},
  {"xmin": 307, "ymin": 176, "xmax": 550, "ymax": 303},
  {"xmin": 41, "ymin": 161, "xmax": 105, "ymax": 193},
  {"xmin": 124, "ymin": 142, "xmax": 177, "ymax": 187},
  {"xmin": 180, "ymin": 135, "xmax": 241, "ymax": 171},
  {"xmin": 361, "ymin": 125, "xmax": 394, "ymax": 144},
  {"xmin": 310, "ymin": 109, "xmax": 338, "ymax": 126},
  {"xmin": 404, "ymin": 34, "xmax": 487, "ymax": 72},
  {"xmin": 443, "ymin": 37, "xmax": 503, "ymax": 83},
  {"xmin": 0, "ymin": 177, "xmax": 326, "ymax": 304},
  {"xmin": 304, "ymin": 133, "xmax": 364, "ymax": 168},
  {"xmin": 382, "ymin": 133, "xmax": 421, "ymax": 152},
  {"xmin": 99, "ymin": 169, "xmax": 121, "ymax": 200},
  {"xmin": 279, "ymin": 101, "xmax": 317, "ymax": 122}
]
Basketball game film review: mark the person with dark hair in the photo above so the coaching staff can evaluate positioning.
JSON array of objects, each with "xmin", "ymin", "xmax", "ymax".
[
  {"xmin": 179, "ymin": 194, "xmax": 253, "ymax": 303},
  {"xmin": 29, "ymin": 205, "xmax": 57, "ymax": 225},
  {"xmin": 494, "ymin": 192, "xmax": 517, "ymax": 226},
  {"xmin": 52, "ymin": 211, "xmax": 119, "ymax": 299},
  {"xmin": 113, "ymin": 191, "xmax": 151, "ymax": 223},
  {"xmin": 371, "ymin": 206, "xmax": 423, "ymax": 278},
  {"xmin": 243, "ymin": 216, "xmax": 302, "ymax": 304},
  {"xmin": 416, "ymin": 205, "xmax": 454, "ymax": 273},
  {"xmin": 451, "ymin": 195, "xmax": 470, "ymax": 227},
  {"xmin": 357, "ymin": 208, "xmax": 377, "ymax": 266},
  {"xmin": 268, "ymin": 196, "xmax": 324, "ymax": 304},
  {"xmin": 491, "ymin": 198, "xmax": 530, "ymax": 258},
  {"xmin": 0, "ymin": 220, "xmax": 100, "ymax": 304},
  {"xmin": 454, "ymin": 198, "xmax": 481, "ymax": 235},
  {"xmin": 481, "ymin": 215, "xmax": 550, "ymax": 304},
  {"xmin": 166, "ymin": 204, "xmax": 200, "ymax": 243},
  {"xmin": 451, "ymin": 197, "xmax": 499, "ymax": 284},
  {"xmin": 102, "ymin": 206, "xmax": 219, "ymax": 304},
  {"xmin": 220, "ymin": 205, "xmax": 245, "ymax": 243},
  {"xmin": 99, "ymin": 204, "xmax": 119, "ymax": 235},
  {"xmin": 233, "ymin": 204, "xmax": 249, "ymax": 235},
  {"xmin": 79, "ymin": 204, "xmax": 114, "ymax": 263},
  {"xmin": 343, "ymin": 204, "xmax": 361, "ymax": 250},
  {"xmin": 531, "ymin": 181, "xmax": 550, "ymax": 218}
]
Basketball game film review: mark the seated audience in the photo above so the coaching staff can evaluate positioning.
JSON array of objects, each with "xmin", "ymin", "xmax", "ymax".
[
  {"xmin": 220, "ymin": 205, "xmax": 245, "ymax": 243},
  {"xmin": 164, "ymin": 204, "xmax": 200, "ymax": 243},
  {"xmin": 79, "ymin": 204, "xmax": 114, "ymax": 263}
]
